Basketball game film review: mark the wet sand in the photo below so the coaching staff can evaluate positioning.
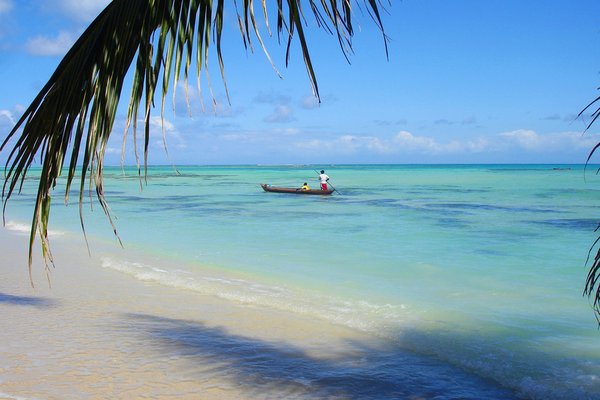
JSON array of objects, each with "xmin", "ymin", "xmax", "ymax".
[
  {"xmin": 0, "ymin": 227, "xmax": 519, "ymax": 400},
  {"xmin": 0, "ymin": 228, "xmax": 380, "ymax": 399}
]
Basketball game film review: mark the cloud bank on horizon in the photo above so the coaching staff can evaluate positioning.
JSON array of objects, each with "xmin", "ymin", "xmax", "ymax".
[{"xmin": 1, "ymin": 0, "xmax": 599, "ymax": 165}]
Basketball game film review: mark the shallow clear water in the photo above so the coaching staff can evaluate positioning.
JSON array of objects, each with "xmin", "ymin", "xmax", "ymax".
[{"xmin": 4, "ymin": 164, "xmax": 600, "ymax": 399}]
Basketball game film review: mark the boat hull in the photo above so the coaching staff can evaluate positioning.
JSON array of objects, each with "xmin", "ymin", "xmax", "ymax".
[{"xmin": 261, "ymin": 184, "xmax": 334, "ymax": 195}]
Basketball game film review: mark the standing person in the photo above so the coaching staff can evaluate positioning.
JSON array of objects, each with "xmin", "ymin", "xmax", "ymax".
[{"xmin": 318, "ymin": 170, "xmax": 330, "ymax": 191}]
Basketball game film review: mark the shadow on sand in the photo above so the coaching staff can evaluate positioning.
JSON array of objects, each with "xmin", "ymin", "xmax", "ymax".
[
  {"xmin": 124, "ymin": 313, "xmax": 519, "ymax": 400},
  {"xmin": 0, "ymin": 292, "xmax": 57, "ymax": 308}
]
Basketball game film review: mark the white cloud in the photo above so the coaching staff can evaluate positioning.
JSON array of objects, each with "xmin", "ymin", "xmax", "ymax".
[
  {"xmin": 0, "ymin": 109, "xmax": 16, "ymax": 125},
  {"xmin": 463, "ymin": 136, "xmax": 495, "ymax": 153},
  {"xmin": 59, "ymin": 0, "xmax": 110, "ymax": 22},
  {"xmin": 301, "ymin": 95, "xmax": 320, "ymax": 110},
  {"xmin": 0, "ymin": 109, "xmax": 19, "ymax": 156},
  {"xmin": 148, "ymin": 116, "xmax": 186, "ymax": 150},
  {"xmin": 25, "ymin": 30, "xmax": 76, "ymax": 56},
  {"xmin": 104, "ymin": 116, "xmax": 186, "ymax": 164},
  {"xmin": 499, "ymin": 129, "xmax": 542, "ymax": 150},
  {"xmin": 292, "ymin": 129, "xmax": 600, "ymax": 157},
  {"xmin": 264, "ymin": 105, "xmax": 295, "ymax": 123},
  {"xmin": 390, "ymin": 131, "xmax": 460, "ymax": 154},
  {"xmin": 303, "ymin": 131, "xmax": 464, "ymax": 155},
  {"xmin": 149, "ymin": 116, "xmax": 175, "ymax": 132},
  {"xmin": 0, "ymin": 0, "xmax": 13, "ymax": 14},
  {"xmin": 104, "ymin": 146, "xmax": 122, "ymax": 155},
  {"xmin": 499, "ymin": 129, "xmax": 596, "ymax": 151}
]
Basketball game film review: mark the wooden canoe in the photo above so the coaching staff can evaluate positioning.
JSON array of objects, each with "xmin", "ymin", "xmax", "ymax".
[{"xmin": 260, "ymin": 183, "xmax": 334, "ymax": 195}]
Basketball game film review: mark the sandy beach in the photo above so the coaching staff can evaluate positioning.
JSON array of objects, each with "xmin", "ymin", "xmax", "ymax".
[
  {"xmin": 0, "ymin": 227, "xmax": 378, "ymax": 400},
  {"xmin": 0, "ymin": 223, "xmax": 522, "ymax": 400}
]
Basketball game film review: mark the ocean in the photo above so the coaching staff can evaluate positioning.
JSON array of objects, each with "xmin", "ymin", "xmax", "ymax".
[{"xmin": 4, "ymin": 164, "xmax": 600, "ymax": 399}]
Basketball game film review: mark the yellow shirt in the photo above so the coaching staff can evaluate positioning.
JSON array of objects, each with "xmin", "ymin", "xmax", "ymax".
[{"xmin": 301, "ymin": 184, "xmax": 310, "ymax": 190}]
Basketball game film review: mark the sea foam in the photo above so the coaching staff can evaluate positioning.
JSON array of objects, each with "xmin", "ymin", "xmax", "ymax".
[{"xmin": 5, "ymin": 220, "xmax": 66, "ymax": 237}]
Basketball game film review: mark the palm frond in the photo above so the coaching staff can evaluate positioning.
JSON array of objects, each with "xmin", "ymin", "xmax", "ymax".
[
  {"xmin": 578, "ymin": 93, "xmax": 600, "ymax": 133},
  {"xmin": 585, "ymin": 233, "xmax": 600, "ymax": 323},
  {"xmin": 1, "ymin": 0, "xmax": 388, "ymax": 282},
  {"xmin": 581, "ymin": 90, "xmax": 600, "ymax": 321}
]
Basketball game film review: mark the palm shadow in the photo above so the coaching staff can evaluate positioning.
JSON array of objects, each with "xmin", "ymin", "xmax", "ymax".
[
  {"xmin": 125, "ymin": 313, "xmax": 518, "ymax": 400},
  {"xmin": 0, "ymin": 292, "xmax": 57, "ymax": 308}
]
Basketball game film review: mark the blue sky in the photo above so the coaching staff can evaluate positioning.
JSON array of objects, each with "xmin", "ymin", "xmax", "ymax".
[{"xmin": 0, "ymin": 0, "xmax": 599, "ymax": 165}]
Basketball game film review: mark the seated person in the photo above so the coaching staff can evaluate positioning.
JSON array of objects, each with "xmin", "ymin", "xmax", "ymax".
[{"xmin": 301, "ymin": 182, "xmax": 310, "ymax": 191}]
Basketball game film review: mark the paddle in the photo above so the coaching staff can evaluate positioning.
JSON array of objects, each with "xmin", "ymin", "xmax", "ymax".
[{"xmin": 314, "ymin": 169, "xmax": 341, "ymax": 195}]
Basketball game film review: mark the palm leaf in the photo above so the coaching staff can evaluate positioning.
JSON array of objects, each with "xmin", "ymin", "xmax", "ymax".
[
  {"xmin": 1, "ymin": 0, "xmax": 388, "ymax": 283},
  {"xmin": 582, "ymin": 92, "xmax": 600, "ymax": 321}
]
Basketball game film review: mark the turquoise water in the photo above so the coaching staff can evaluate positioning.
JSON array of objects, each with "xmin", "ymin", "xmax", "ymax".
[{"xmin": 4, "ymin": 164, "xmax": 600, "ymax": 399}]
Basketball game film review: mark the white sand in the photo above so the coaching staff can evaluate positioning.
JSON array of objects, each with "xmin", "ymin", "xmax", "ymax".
[{"xmin": 0, "ymin": 227, "xmax": 377, "ymax": 400}]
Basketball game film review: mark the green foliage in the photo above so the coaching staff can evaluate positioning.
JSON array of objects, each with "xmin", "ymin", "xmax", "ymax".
[{"xmin": 580, "ymin": 96, "xmax": 600, "ymax": 322}]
